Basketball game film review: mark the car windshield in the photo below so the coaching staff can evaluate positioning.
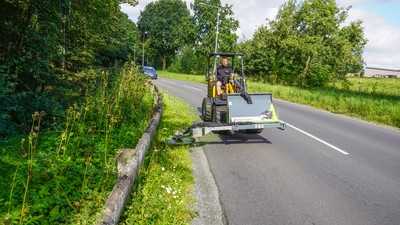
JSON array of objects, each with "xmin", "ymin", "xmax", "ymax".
[{"xmin": 144, "ymin": 67, "xmax": 155, "ymax": 73}]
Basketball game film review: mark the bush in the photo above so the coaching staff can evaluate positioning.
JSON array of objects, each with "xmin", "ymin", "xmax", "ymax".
[
  {"xmin": 168, "ymin": 46, "xmax": 206, "ymax": 75},
  {"xmin": 0, "ymin": 0, "xmax": 139, "ymax": 137},
  {"xmin": 0, "ymin": 64, "xmax": 154, "ymax": 225}
]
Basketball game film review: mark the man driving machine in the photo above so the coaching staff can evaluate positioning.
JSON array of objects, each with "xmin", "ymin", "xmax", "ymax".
[{"xmin": 216, "ymin": 57, "xmax": 233, "ymax": 96}]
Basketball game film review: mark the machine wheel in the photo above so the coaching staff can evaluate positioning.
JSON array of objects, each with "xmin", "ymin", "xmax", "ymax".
[
  {"xmin": 202, "ymin": 97, "xmax": 213, "ymax": 122},
  {"xmin": 243, "ymin": 129, "xmax": 264, "ymax": 134}
]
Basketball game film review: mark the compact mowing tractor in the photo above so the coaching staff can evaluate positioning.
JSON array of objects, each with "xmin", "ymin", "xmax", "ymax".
[{"xmin": 168, "ymin": 52, "xmax": 285, "ymax": 145}]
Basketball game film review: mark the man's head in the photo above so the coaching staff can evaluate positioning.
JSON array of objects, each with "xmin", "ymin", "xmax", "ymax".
[{"xmin": 220, "ymin": 57, "xmax": 229, "ymax": 67}]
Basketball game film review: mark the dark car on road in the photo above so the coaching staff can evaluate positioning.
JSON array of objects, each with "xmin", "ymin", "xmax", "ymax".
[{"xmin": 143, "ymin": 66, "xmax": 158, "ymax": 79}]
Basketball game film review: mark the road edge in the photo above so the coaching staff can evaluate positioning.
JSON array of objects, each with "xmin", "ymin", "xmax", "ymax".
[{"xmin": 191, "ymin": 147, "xmax": 226, "ymax": 225}]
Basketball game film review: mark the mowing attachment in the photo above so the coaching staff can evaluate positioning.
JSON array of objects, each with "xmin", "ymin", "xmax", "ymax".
[
  {"xmin": 167, "ymin": 121, "xmax": 286, "ymax": 146},
  {"xmin": 167, "ymin": 128, "xmax": 196, "ymax": 145}
]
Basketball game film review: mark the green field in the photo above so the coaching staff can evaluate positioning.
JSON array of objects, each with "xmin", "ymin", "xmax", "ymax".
[
  {"xmin": 330, "ymin": 77, "xmax": 400, "ymax": 96},
  {"xmin": 158, "ymin": 71, "xmax": 400, "ymax": 128},
  {"xmin": 120, "ymin": 93, "xmax": 197, "ymax": 225}
]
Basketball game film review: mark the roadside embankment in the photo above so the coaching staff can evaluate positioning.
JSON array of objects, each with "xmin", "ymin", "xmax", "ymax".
[{"xmin": 0, "ymin": 64, "xmax": 154, "ymax": 225}]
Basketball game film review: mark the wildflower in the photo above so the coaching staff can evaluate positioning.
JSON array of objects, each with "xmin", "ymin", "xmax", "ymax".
[{"xmin": 165, "ymin": 186, "xmax": 173, "ymax": 194}]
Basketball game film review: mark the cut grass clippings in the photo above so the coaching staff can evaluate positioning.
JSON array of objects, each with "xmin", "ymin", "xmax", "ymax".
[
  {"xmin": 119, "ymin": 93, "xmax": 198, "ymax": 225},
  {"xmin": 159, "ymin": 71, "xmax": 400, "ymax": 128}
]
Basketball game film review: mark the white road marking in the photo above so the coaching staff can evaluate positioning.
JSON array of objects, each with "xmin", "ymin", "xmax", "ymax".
[{"xmin": 283, "ymin": 121, "xmax": 350, "ymax": 155}]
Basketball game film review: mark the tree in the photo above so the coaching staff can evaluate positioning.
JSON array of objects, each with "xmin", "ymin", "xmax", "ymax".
[
  {"xmin": 137, "ymin": 0, "xmax": 194, "ymax": 69},
  {"xmin": 167, "ymin": 0, "xmax": 239, "ymax": 74},
  {"xmin": 169, "ymin": 46, "xmax": 205, "ymax": 74},
  {"xmin": 240, "ymin": 0, "xmax": 367, "ymax": 87},
  {"xmin": 192, "ymin": 0, "xmax": 239, "ymax": 56},
  {"xmin": 0, "ymin": 0, "xmax": 139, "ymax": 136}
]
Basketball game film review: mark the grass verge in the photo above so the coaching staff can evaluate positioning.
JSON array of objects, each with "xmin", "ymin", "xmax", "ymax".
[
  {"xmin": 159, "ymin": 71, "xmax": 400, "ymax": 128},
  {"xmin": 159, "ymin": 71, "xmax": 206, "ymax": 84},
  {"xmin": 119, "ymin": 93, "xmax": 198, "ymax": 225},
  {"xmin": 0, "ymin": 64, "xmax": 154, "ymax": 224}
]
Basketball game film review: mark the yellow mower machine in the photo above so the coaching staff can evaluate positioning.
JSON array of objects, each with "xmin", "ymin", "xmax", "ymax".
[
  {"xmin": 199, "ymin": 52, "xmax": 285, "ymax": 135},
  {"xmin": 168, "ymin": 52, "xmax": 285, "ymax": 145}
]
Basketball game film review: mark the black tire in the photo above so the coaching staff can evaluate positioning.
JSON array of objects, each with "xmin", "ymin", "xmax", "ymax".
[{"xmin": 202, "ymin": 98, "xmax": 213, "ymax": 122}]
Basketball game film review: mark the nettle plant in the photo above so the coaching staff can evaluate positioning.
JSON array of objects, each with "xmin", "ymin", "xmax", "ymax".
[{"xmin": 2, "ymin": 64, "xmax": 154, "ymax": 224}]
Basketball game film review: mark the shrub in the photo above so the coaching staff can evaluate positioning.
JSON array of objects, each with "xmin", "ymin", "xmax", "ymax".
[{"xmin": 0, "ymin": 64, "xmax": 154, "ymax": 225}]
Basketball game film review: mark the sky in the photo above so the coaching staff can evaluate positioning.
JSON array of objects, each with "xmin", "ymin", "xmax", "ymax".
[{"xmin": 121, "ymin": 0, "xmax": 400, "ymax": 68}]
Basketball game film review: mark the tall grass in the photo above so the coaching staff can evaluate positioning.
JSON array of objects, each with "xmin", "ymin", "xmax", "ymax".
[
  {"xmin": 334, "ymin": 77, "xmax": 400, "ymax": 96},
  {"xmin": 0, "ymin": 64, "xmax": 154, "ymax": 224}
]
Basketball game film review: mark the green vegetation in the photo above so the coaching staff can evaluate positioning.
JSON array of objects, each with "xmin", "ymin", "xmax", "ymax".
[
  {"xmin": 239, "ymin": 0, "xmax": 366, "ymax": 87},
  {"xmin": 159, "ymin": 71, "xmax": 206, "ymax": 84},
  {"xmin": 0, "ymin": 65, "xmax": 154, "ymax": 224},
  {"xmin": 120, "ymin": 93, "xmax": 198, "ymax": 225},
  {"xmin": 157, "ymin": 0, "xmax": 367, "ymax": 89},
  {"xmin": 138, "ymin": 0, "xmax": 194, "ymax": 70},
  {"xmin": 1, "ymin": 0, "xmax": 139, "ymax": 137},
  {"xmin": 332, "ymin": 77, "xmax": 400, "ymax": 97},
  {"xmin": 138, "ymin": 0, "xmax": 238, "ymax": 73},
  {"xmin": 191, "ymin": 0, "xmax": 239, "ymax": 56},
  {"xmin": 159, "ymin": 71, "xmax": 400, "ymax": 128}
]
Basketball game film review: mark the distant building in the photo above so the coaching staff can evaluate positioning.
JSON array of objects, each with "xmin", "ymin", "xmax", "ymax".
[{"xmin": 364, "ymin": 67, "xmax": 400, "ymax": 78}]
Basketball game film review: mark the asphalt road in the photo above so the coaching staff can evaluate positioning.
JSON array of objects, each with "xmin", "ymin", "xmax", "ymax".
[{"xmin": 155, "ymin": 78, "xmax": 400, "ymax": 225}]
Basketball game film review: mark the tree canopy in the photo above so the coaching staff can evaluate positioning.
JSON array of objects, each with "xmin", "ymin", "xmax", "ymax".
[
  {"xmin": 192, "ymin": 0, "xmax": 239, "ymax": 55},
  {"xmin": 239, "ymin": 0, "xmax": 367, "ymax": 87},
  {"xmin": 168, "ymin": 0, "xmax": 239, "ymax": 74},
  {"xmin": 0, "ymin": 0, "xmax": 138, "ymax": 136},
  {"xmin": 137, "ymin": 0, "xmax": 194, "ymax": 69}
]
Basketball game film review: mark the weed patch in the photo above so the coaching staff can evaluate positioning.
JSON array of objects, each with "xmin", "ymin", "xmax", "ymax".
[{"xmin": 0, "ymin": 64, "xmax": 154, "ymax": 224}]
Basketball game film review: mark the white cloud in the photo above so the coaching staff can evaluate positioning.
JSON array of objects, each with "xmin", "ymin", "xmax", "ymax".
[
  {"xmin": 120, "ymin": 0, "xmax": 400, "ymax": 68},
  {"xmin": 221, "ymin": 0, "xmax": 280, "ymax": 40},
  {"xmin": 336, "ymin": 0, "xmax": 367, "ymax": 5},
  {"xmin": 120, "ymin": 1, "xmax": 152, "ymax": 22},
  {"xmin": 346, "ymin": 9, "xmax": 400, "ymax": 68},
  {"xmin": 121, "ymin": 0, "xmax": 280, "ymax": 39}
]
